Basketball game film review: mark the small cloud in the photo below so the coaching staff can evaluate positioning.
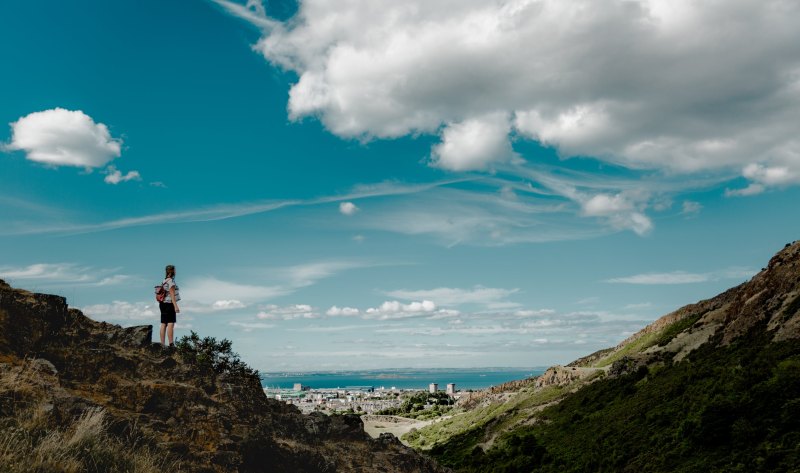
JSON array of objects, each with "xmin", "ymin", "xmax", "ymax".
[
  {"xmin": 725, "ymin": 183, "xmax": 765, "ymax": 197},
  {"xmin": 326, "ymin": 305, "xmax": 360, "ymax": 317},
  {"xmin": 513, "ymin": 309, "xmax": 556, "ymax": 317},
  {"xmin": 353, "ymin": 234, "xmax": 365, "ymax": 243},
  {"xmin": 430, "ymin": 113, "xmax": 517, "ymax": 171},
  {"xmin": 6, "ymin": 108, "xmax": 122, "ymax": 169},
  {"xmin": 257, "ymin": 304, "xmax": 318, "ymax": 320},
  {"xmin": 623, "ymin": 302, "xmax": 652, "ymax": 310},
  {"xmin": 211, "ymin": 300, "xmax": 246, "ymax": 310},
  {"xmin": 229, "ymin": 321, "xmax": 275, "ymax": 331},
  {"xmin": 150, "ymin": 181, "xmax": 167, "ymax": 188},
  {"xmin": 681, "ymin": 200, "xmax": 702, "ymax": 215},
  {"xmin": 606, "ymin": 271, "xmax": 710, "ymax": 285},
  {"xmin": 339, "ymin": 201, "xmax": 359, "ymax": 216},
  {"xmin": 383, "ymin": 286, "xmax": 519, "ymax": 307},
  {"xmin": 581, "ymin": 193, "xmax": 652, "ymax": 236},
  {"xmin": 104, "ymin": 165, "xmax": 141, "ymax": 184}
]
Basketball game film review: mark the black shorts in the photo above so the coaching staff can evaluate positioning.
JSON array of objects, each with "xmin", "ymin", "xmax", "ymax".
[{"xmin": 160, "ymin": 302, "xmax": 176, "ymax": 324}]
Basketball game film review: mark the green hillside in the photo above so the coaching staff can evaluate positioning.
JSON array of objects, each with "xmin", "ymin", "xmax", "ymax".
[{"xmin": 409, "ymin": 242, "xmax": 800, "ymax": 472}]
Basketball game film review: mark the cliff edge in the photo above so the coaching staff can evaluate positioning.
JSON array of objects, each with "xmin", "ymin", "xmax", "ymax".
[{"xmin": 0, "ymin": 279, "xmax": 449, "ymax": 472}]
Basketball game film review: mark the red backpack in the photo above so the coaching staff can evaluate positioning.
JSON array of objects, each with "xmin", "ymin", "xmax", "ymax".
[{"xmin": 154, "ymin": 282, "xmax": 167, "ymax": 302}]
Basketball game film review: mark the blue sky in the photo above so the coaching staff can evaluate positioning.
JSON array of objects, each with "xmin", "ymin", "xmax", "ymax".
[{"xmin": 2, "ymin": 0, "xmax": 799, "ymax": 371}]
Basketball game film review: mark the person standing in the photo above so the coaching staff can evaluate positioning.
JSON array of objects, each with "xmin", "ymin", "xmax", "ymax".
[{"xmin": 159, "ymin": 264, "xmax": 181, "ymax": 348}]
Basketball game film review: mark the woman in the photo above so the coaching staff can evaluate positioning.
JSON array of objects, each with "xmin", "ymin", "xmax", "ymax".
[{"xmin": 159, "ymin": 264, "xmax": 181, "ymax": 348}]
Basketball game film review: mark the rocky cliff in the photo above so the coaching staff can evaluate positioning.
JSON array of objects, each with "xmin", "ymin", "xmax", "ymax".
[{"xmin": 0, "ymin": 279, "xmax": 449, "ymax": 472}]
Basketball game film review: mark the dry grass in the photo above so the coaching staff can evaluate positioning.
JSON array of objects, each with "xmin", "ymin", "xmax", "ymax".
[{"xmin": 0, "ymin": 360, "xmax": 179, "ymax": 473}]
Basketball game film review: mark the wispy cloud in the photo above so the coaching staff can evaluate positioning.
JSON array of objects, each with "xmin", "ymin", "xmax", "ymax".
[
  {"xmin": 82, "ymin": 300, "xmax": 156, "ymax": 321},
  {"xmin": 1, "ymin": 178, "xmax": 468, "ymax": 236},
  {"xmin": 229, "ymin": 321, "xmax": 275, "ymax": 331},
  {"xmin": 0, "ymin": 263, "xmax": 132, "ymax": 287},
  {"xmin": 383, "ymin": 285, "xmax": 519, "ymax": 307},
  {"xmin": 605, "ymin": 267, "xmax": 756, "ymax": 285}
]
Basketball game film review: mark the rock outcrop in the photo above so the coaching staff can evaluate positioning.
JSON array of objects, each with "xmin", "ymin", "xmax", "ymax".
[{"xmin": 0, "ymin": 279, "xmax": 449, "ymax": 472}]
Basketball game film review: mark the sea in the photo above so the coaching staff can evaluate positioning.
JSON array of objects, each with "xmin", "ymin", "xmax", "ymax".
[{"xmin": 260, "ymin": 367, "xmax": 546, "ymax": 391}]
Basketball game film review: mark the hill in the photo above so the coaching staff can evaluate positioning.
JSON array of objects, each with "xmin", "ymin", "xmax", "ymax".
[
  {"xmin": 407, "ymin": 242, "xmax": 800, "ymax": 472},
  {"xmin": 0, "ymin": 279, "xmax": 448, "ymax": 472}
]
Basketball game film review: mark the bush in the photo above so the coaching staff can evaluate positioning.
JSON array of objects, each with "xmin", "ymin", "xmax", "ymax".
[{"xmin": 176, "ymin": 331, "xmax": 259, "ymax": 381}]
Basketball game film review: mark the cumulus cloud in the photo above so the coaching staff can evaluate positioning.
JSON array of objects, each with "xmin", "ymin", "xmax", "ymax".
[
  {"xmin": 326, "ymin": 305, "xmax": 360, "ymax": 317},
  {"xmin": 257, "ymin": 304, "xmax": 318, "ymax": 320},
  {"xmin": 430, "ymin": 113, "xmax": 518, "ymax": 171},
  {"xmin": 339, "ymin": 201, "xmax": 359, "ymax": 215},
  {"xmin": 6, "ymin": 108, "xmax": 122, "ymax": 168},
  {"xmin": 220, "ymin": 0, "xmax": 800, "ymax": 192},
  {"xmin": 363, "ymin": 300, "xmax": 459, "ymax": 320},
  {"xmin": 104, "ymin": 165, "xmax": 141, "ymax": 185},
  {"xmin": 580, "ymin": 192, "xmax": 652, "ymax": 235}
]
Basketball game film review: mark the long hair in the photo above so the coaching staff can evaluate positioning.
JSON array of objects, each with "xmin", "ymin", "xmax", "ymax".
[{"xmin": 165, "ymin": 265, "xmax": 176, "ymax": 279}]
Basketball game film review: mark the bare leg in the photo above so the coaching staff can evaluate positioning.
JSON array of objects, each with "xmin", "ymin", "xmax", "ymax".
[
  {"xmin": 167, "ymin": 323, "xmax": 175, "ymax": 345},
  {"xmin": 160, "ymin": 323, "xmax": 167, "ymax": 345}
]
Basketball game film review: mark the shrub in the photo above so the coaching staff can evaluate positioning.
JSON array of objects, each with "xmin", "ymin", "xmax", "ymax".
[{"xmin": 176, "ymin": 331, "xmax": 259, "ymax": 381}]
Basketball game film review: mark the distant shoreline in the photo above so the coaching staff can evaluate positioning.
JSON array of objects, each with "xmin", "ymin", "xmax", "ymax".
[{"xmin": 260, "ymin": 367, "xmax": 547, "ymax": 391}]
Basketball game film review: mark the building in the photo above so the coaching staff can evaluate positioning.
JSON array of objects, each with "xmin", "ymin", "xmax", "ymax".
[
  {"xmin": 429, "ymin": 383, "xmax": 438, "ymax": 393},
  {"xmin": 446, "ymin": 383, "xmax": 456, "ymax": 395}
]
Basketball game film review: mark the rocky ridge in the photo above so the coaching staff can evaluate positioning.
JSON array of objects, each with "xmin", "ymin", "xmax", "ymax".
[{"xmin": 0, "ymin": 279, "xmax": 449, "ymax": 472}]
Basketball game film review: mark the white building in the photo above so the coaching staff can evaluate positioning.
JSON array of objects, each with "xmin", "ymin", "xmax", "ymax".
[
  {"xmin": 429, "ymin": 383, "xmax": 438, "ymax": 393},
  {"xmin": 446, "ymin": 383, "xmax": 456, "ymax": 395}
]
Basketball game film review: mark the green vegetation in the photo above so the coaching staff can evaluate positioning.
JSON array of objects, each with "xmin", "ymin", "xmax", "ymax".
[
  {"xmin": 594, "ymin": 330, "xmax": 659, "ymax": 368},
  {"xmin": 176, "ymin": 331, "xmax": 259, "ymax": 381},
  {"xmin": 427, "ymin": 327, "xmax": 800, "ymax": 472},
  {"xmin": 377, "ymin": 391, "xmax": 455, "ymax": 420},
  {"xmin": 654, "ymin": 313, "xmax": 703, "ymax": 347},
  {"xmin": 404, "ymin": 384, "xmax": 567, "ymax": 450}
]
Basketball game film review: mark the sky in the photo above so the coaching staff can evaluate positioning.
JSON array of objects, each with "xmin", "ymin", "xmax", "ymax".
[{"xmin": 1, "ymin": 0, "xmax": 799, "ymax": 372}]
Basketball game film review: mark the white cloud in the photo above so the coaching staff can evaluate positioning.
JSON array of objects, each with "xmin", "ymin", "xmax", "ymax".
[
  {"xmin": 183, "ymin": 277, "xmax": 289, "ymax": 304},
  {"xmin": 257, "ymin": 304, "xmax": 318, "ymax": 320},
  {"xmin": 606, "ymin": 267, "xmax": 757, "ymax": 284},
  {"xmin": 326, "ymin": 305, "xmax": 360, "ymax": 317},
  {"xmin": 83, "ymin": 301, "xmax": 156, "ymax": 321},
  {"xmin": 104, "ymin": 166, "xmax": 141, "ymax": 185},
  {"xmin": 220, "ymin": 0, "xmax": 800, "ymax": 192},
  {"xmin": 212, "ymin": 299, "xmax": 246, "ymax": 310},
  {"xmin": 363, "ymin": 300, "xmax": 459, "ymax": 320},
  {"xmin": 180, "ymin": 299, "xmax": 248, "ymax": 313},
  {"xmin": 580, "ymin": 192, "xmax": 652, "ymax": 236},
  {"xmin": 606, "ymin": 271, "xmax": 711, "ymax": 285},
  {"xmin": 339, "ymin": 201, "xmax": 359, "ymax": 215},
  {"xmin": 513, "ymin": 309, "xmax": 556, "ymax": 317},
  {"xmin": 229, "ymin": 321, "xmax": 275, "ymax": 331},
  {"xmin": 726, "ymin": 163, "xmax": 798, "ymax": 196},
  {"xmin": 6, "ymin": 108, "xmax": 122, "ymax": 169},
  {"xmin": 0, "ymin": 263, "xmax": 130, "ymax": 287},
  {"xmin": 681, "ymin": 200, "xmax": 702, "ymax": 215},
  {"xmin": 384, "ymin": 285, "xmax": 519, "ymax": 307},
  {"xmin": 430, "ymin": 113, "xmax": 517, "ymax": 171}
]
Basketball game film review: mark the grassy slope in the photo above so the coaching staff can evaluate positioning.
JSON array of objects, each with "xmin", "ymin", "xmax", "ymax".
[{"xmin": 426, "ymin": 324, "xmax": 800, "ymax": 472}]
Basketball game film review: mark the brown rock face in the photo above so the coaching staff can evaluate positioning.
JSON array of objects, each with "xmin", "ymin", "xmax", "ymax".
[
  {"xmin": 0, "ymin": 280, "xmax": 449, "ymax": 473},
  {"xmin": 598, "ymin": 241, "xmax": 800, "ymax": 376}
]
